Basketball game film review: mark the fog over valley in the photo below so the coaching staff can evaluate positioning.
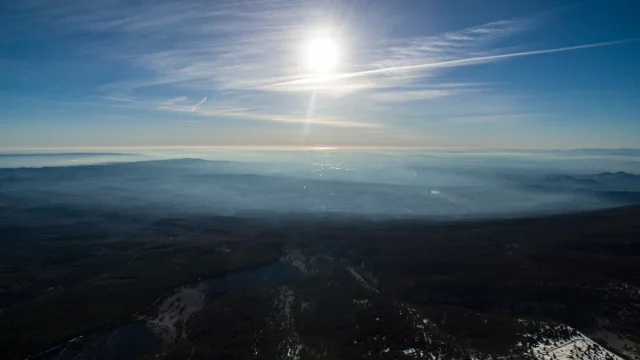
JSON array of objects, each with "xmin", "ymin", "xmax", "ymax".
[{"xmin": 2, "ymin": 149, "xmax": 639, "ymax": 222}]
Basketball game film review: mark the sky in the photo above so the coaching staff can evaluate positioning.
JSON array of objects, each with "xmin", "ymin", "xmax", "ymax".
[{"xmin": 1, "ymin": 0, "xmax": 639, "ymax": 150}]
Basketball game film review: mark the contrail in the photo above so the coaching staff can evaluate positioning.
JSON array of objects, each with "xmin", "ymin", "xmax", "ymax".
[
  {"xmin": 191, "ymin": 96, "xmax": 208, "ymax": 111},
  {"xmin": 267, "ymin": 38, "xmax": 640, "ymax": 88}
]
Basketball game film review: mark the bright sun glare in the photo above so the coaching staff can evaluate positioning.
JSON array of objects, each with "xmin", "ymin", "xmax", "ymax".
[{"xmin": 306, "ymin": 37, "xmax": 339, "ymax": 74}]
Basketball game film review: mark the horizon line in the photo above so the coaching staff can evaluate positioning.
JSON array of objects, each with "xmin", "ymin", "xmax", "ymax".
[{"xmin": 1, "ymin": 146, "xmax": 639, "ymax": 152}]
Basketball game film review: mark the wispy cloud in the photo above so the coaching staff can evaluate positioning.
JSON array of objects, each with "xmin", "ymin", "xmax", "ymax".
[
  {"xmin": 213, "ymin": 112, "xmax": 382, "ymax": 128},
  {"xmin": 103, "ymin": 96, "xmax": 142, "ymax": 103},
  {"xmin": 155, "ymin": 96, "xmax": 207, "ymax": 112},
  {"xmin": 258, "ymin": 17, "xmax": 532, "ymax": 94},
  {"xmin": 163, "ymin": 96, "xmax": 188, "ymax": 105},
  {"xmin": 366, "ymin": 83, "xmax": 487, "ymax": 103},
  {"xmin": 76, "ymin": 2, "xmax": 533, "ymax": 98},
  {"xmin": 450, "ymin": 113, "xmax": 538, "ymax": 123},
  {"xmin": 267, "ymin": 38, "xmax": 640, "ymax": 90},
  {"xmin": 12, "ymin": 0, "xmax": 638, "ymax": 132},
  {"xmin": 155, "ymin": 96, "xmax": 381, "ymax": 128}
]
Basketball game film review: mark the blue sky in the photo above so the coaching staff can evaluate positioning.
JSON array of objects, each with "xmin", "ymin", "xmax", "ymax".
[{"xmin": 1, "ymin": 0, "xmax": 639, "ymax": 149}]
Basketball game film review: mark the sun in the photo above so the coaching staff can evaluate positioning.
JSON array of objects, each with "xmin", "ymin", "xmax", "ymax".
[{"xmin": 306, "ymin": 37, "xmax": 339, "ymax": 74}]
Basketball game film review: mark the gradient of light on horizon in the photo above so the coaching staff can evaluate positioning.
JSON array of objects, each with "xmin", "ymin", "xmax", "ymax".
[{"xmin": 0, "ymin": 0, "xmax": 639, "ymax": 149}]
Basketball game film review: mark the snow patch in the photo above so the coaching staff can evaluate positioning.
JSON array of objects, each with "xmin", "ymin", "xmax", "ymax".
[
  {"xmin": 272, "ymin": 286, "xmax": 305, "ymax": 360},
  {"xmin": 146, "ymin": 283, "xmax": 206, "ymax": 342},
  {"xmin": 347, "ymin": 266, "xmax": 379, "ymax": 293},
  {"xmin": 281, "ymin": 248, "xmax": 308, "ymax": 274},
  {"xmin": 395, "ymin": 302, "xmax": 436, "ymax": 345},
  {"xmin": 403, "ymin": 348, "xmax": 427, "ymax": 358},
  {"xmin": 273, "ymin": 286, "xmax": 295, "ymax": 327},
  {"xmin": 532, "ymin": 332, "xmax": 623, "ymax": 360},
  {"xmin": 521, "ymin": 321, "xmax": 624, "ymax": 360}
]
